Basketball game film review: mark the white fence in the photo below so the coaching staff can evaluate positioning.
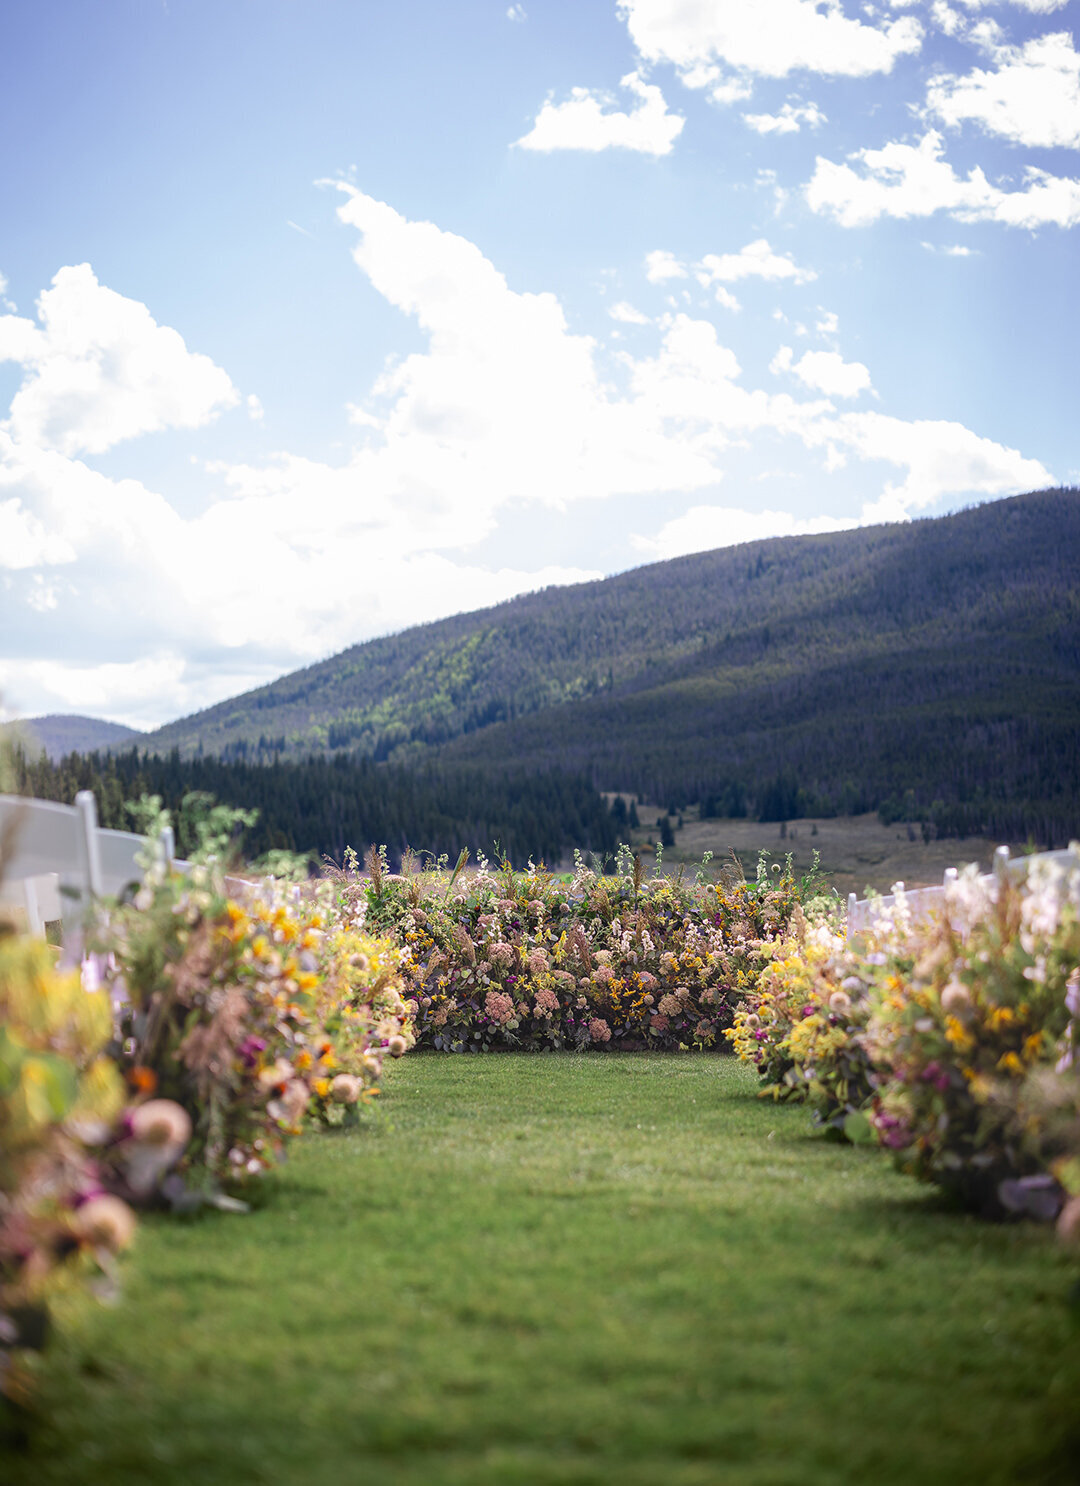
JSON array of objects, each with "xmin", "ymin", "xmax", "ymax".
[{"xmin": 846, "ymin": 844, "xmax": 1080, "ymax": 936}]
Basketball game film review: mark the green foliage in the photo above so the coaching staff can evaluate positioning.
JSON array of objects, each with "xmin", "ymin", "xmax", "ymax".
[{"xmin": 9, "ymin": 751, "xmax": 619, "ymax": 868}]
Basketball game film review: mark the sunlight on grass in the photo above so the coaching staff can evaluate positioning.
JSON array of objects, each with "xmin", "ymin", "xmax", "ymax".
[{"xmin": 7, "ymin": 1054, "xmax": 1080, "ymax": 1485}]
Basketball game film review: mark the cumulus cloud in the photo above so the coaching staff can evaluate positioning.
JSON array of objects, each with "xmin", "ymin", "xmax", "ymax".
[
  {"xmin": 771, "ymin": 345, "xmax": 873, "ymax": 398},
  {"xmin": 806, "ymin": 130, "xmax": 1080, "ymax": 227},
  {"xmin": 644, "ymin": 249, "xmax": 687, "ymax": 282},
  {"xmin": 926, "ymin": 31, "xmax": 1080, "ymax": 150},
  {"xmin": 825, "ymin": 410, "xmax": 1050, "ymax": 520},
  {"xmin": 4, "ymin": 194, "xmax": 1053, "ymax": 723},
  {"xmin": 609, "ymin": 301, "xmax": 651, "ymax": 324},
  {"xmin": 515, "ymin": 71, "xmax": 684, "ymax": 156},
  {"xmin": 697, "ymin": 239, "xmax": 817, "ymax": 285},
  {"xmin": 743, "ymin": 100, "xmax": 826, "ymax": 134},
  {"xmin": 0, "ymin": 265, "xmax": 238, "ymax": 456},
  {"xmin": 633, "ymin": 504, "xmax": 854, "ymax": 561},
  {"xmin": 921, "ymin": 240, "xmax": 977, "ymax": 254},
  {"xmin": 618, "ymin": 0, "xmax": 922, "ymax": 85}
]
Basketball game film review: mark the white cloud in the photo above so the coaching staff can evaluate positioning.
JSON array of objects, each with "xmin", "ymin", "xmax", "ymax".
[
  {"xmin": 506, "ymin": 4, "xmax": 527, "ymax": 20},
  {"xmin": 4, "ymin": 194, "xmax": 1053, "ymax": 724},
  {"xmin": 713, "ymin": 286, "xmax": 741, "ymax": 311},
  {"xmin": 618, "ymin": 0, "xmax": 923, "ymax": 82},
  {"xmin": 0, "ymin": 495, "xmax": 76, "ymax": 569},
  {"xmin": 930, "ymin": 2, "xmax": 966, "ymax": 36},
  {"xmin": 806, "ymin": 130, "xmax": 1080, "ymax": 227},
  {"xmin": 609, "ymin": 301, "xmax": 651, "ymax": 324},
  {"xmin": 644, "ymin": 248, "xmax": 687, "ymax": 281},
  {"xmin": 515, "ymin": 71, "xmax": 684, "ymax": 156},
  {"xmin": 697, "ymin": 239, "xmax": 817, "ymax": 285},
  {"xmin": 816, "ymin": 310, "xmax": 840, "ymax": 335},
  {"xmin": 771, "ymin": 345, "xmax": 873, "ymax": 398},
  {"xmin": 921, "ymin": 240, "xmax": 977, "ymax": 254},
  {"xmin": 926, "ymin": 31, "xmax": 1080, "ymax": 150},
  {"xmin": 825, "ymin": 410, "xmax": 1050, "ymax": 520},
  {"xmin": 246, "ymin": 393, "xmax": 265, "ymax": 420},
  {"xmin": 743, "ymin": 100, "xmax": 826, "ymax": 134},
  {"xmin": 633, "ymin": 504, "xmax": 854, "ymax": 561},
  {"xmin": 954, "ymin": 1, "xmax": 1069, "ymax": 13},
  {"xmin": 0, "ymin": 265, "xmax": 238, "ymax": 456}
]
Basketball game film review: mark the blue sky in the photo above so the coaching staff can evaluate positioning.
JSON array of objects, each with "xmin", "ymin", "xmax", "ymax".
[{"xmin": 1, "ymin": 0, "xmax": 1077, "ymax": 727}]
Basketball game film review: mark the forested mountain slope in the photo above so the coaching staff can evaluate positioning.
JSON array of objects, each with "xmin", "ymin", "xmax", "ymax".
[
  {"xmin": 5, "ymin": 715, "xmax": 144, "ymax": 762},
  {"xmin": 144, "ymin": 489, "xmax": 1080, "ymax": 837}
]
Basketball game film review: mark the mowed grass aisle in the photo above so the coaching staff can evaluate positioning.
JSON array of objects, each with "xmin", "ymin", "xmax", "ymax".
[{"xmin": 8, "ymin": 1055, "xmax": 1080, "ymax": 1486}]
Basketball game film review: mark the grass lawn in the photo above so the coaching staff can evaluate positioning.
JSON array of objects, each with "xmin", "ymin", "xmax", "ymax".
[{"xmin": 5, "ymin": 1053, "xmax": 1080, "ymax": 1485}]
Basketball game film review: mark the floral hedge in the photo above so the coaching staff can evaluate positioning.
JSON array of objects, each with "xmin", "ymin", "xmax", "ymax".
[
  {"xmin": 1, "ymin": 805, "xmax": 415, "ymax": 1407},
  {"xmin": 728, "ymin": 851, "xmax": 1080, "ymax": 1227},
  {"xmin": 353, "ymin": 846, "xmax": 809, "ymax": 1052}
]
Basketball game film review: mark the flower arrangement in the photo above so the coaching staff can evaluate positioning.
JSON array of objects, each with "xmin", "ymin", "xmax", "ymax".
[
  {"xmin": 0, "ymin": 933, "xmax": 129, "ymax": 1403},
  {"xmin": 860, "ymin": 859, "xmax": 1080, "ymax": 1213},
  {"xmin": 353, "ymin": 845, "xmax": 806, "ymax": 1052},
  {"xmin": 726, "ymin": 919, "xmax": 877, "ymax": 1139},
  {"xmin": 729, "ymin": 850, "xmax": 1080, "ymax": 1215},
  {"xmin": 91, "ymin": 827, "xmax": 414, "ymax": 1188}
]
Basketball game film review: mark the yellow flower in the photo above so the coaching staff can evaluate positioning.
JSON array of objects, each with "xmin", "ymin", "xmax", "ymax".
[
  {"xmin": 997, "ymin": 1051, "xmax": 1024, "ymax": 1076},
  {"xmin": 312, "ymin": 1078, "xmax": 331, "ymax": 1098},
  {"xmin": 944, "ymin": 1016, "xmax": 975, "ymax": 1053}
]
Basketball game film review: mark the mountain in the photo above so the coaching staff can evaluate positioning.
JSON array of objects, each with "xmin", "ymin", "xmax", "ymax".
[
  {"xmin": 8, "ymin": 714, "xmax": 144, "ymax": 763},
  {"xmin": 143, "ymin": 489, "xmax": 1080, "ymax": 840}
]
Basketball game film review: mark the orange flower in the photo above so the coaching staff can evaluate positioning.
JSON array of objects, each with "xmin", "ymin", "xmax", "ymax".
[{"xmin": 128, "ymin": 1065, "xmax": 158, "ymax": 1095}]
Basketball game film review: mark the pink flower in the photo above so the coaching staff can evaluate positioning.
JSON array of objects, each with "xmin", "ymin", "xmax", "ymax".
[
  {"xmin": 484, "ymin": 990, "xmax": 516, "ymax": 1025},
  {"xmin": 650, "ymin": 1014, "xmax": 669, "ymax": 1032},
  {"xmin": 533, "ymin": 987, "xmax": 560, "ymax": 1017},
  {"xmin": 588, "ymin": 1017, "xmax": 612, "ymax": 1043}
]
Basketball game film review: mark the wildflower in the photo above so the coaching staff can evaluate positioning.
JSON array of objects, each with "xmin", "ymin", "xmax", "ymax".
[
  {"xmin": 828, "ymin": 990, "xmax": 851, "ymax": 1015},
  {"xmin": 588, "ymin": 1017, "xmax": 612, "ymax": 1043},
  {"xmin": 1058, "ymin": 1195, "xmax": 1080, "ymax": 1244},
  {"xmin": 940, "ymin": 981, "xmax": 971, "ymax": 1015},
  {"xmin": 128, "ymin": 1066, "xmax": 157, "ymax": 1095},
  {"xmin": 129, "ymin": 1099, "xmax": 192, "ymax": 1153},
  {"xmin": 330, "ymin": 1074, "xmax": 363, "ymax": 1104},
  {"xmin": 484, "ymin": 990, "xmax": 516, "ymax": 1025},
  {"xmin": 74, "ymin": 1195, "xmax": 137, "ymax": 1252},
  {"xmin": 388, "ymin": 1034, "xmax": 408, "ymax": 1057},
  {"xmin": 944, "ymin": 1017, "xmax": 975, "ymax": 1053}
]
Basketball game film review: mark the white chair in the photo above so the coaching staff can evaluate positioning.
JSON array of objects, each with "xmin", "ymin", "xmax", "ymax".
[{"xmin": 0, "ymin": 790, "xmax": 177, "ymax": 942}]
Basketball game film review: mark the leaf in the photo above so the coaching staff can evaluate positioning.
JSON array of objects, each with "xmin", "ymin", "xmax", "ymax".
[{"xmin": 843, "ymin": 1110, "xmax": 874, "ymax": 1146}]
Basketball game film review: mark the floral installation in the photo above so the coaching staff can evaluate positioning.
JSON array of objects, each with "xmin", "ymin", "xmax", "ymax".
[
  {"xmin": 90, "ymin": 804, "xmax": 414, "ymax": 1189},
  {"xmin": 0, "ymin": 932, "xmax": 134, "ymax": 1404},
  {"xmin": 726, "ymin": 917, "xmax": 877, "ymax": 1140},
  {"xmin": 728, "ymin": 849, "xmax": 1080, "ymax": 1216},
  {"xmin": 351, "ymin": 844, "xmax": 809, "ymax": 1052},
  {"xmin": 860, "ymin": 858, "xmax": 1080, "ymax": 1214}
]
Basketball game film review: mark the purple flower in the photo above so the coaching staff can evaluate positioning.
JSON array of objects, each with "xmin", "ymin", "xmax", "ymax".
[{"xmin": 239, "ymin": 1035, "xmax": 267, "ymax": 1067}]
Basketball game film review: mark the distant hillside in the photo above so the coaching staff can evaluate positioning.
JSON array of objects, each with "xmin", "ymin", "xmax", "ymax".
[
  {"xmin": 10, "ymin": 714, "xmax": 144, "ymax": 762},
  {"xmin": 144, "ymin": 489, "xmax": 1080, "ymax": 840}
]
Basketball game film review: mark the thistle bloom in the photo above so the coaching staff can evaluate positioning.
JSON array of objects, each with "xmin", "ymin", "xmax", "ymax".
[
  {"xmin": 129, "ymin": 1099, "xmax": 192, "ymax": 1153},
  {"xmin": 330, "ymin": 1074, "xmax": 362, "ymax": 1104},
  {"xmin": 74, "ymin": 1194, "xmax": 137, "ymax": 1252}
]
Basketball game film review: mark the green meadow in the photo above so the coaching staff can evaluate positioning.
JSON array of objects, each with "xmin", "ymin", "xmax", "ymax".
[{"xmin": 7, "ymin": 1054, "xmax": 1080, "ymax": 1485}]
